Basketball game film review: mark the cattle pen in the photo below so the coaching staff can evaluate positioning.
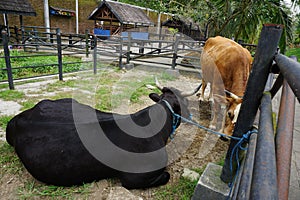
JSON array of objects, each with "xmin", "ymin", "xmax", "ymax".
[{"xmin": 0, "ymin": 24, "xmax": 300, "ymax": 199}]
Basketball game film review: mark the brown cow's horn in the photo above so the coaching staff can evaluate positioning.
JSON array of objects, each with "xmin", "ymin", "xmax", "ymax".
[
  {"xmin": 155, "ymin": 77, "xmax": 163, "ymax": 91},
  {"xmin": 181, "ymin": 83, "xmax": 202, "ymax": 97},
  {"xmin": 224, "ymin": 90, "xmax": 241, "ymax": 100}
]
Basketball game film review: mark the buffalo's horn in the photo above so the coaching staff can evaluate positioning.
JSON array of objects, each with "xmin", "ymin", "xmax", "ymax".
[
  {"xmin": 181, "ymin": 83, "xmax": 202, "ymax": 97},
  {"xmin": 155, "ymin": 77, "xmax": 163, "ymax": 91},
  {"xmin": 224, "ymin": 90, "xmax": 242, "ymax": 100}
]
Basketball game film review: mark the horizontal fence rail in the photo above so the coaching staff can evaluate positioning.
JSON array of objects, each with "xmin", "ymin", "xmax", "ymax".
[{"xmin": 1, "ymin": 26, "xmax": 205, "ymax": 89}]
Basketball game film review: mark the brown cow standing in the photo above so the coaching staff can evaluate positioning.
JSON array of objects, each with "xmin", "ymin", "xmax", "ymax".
[{"xmin": 200, "ymin": 36, "xmax": 252, "ymax": 137}]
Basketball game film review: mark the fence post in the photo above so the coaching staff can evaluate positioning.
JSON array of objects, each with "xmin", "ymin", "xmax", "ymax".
[
  {"xmin": 56, "ymin": 28, "xmax": 63, "ymax": 81},
  {"xmin": 220, "ymin": 24, "xmax": 283, "ymax": 183},
  {"xmin": 119, "ymin": 36, "xmax": 124, "ymax": 69},
  {"xmin": 171, "ymin": 34, "xmax": 180, "ymax": 69},
  {"xmin": 33, "ymin": 27, "xmax": 39, "ymax": 51},
  {"xmin": 93, "ymin": 35, "xmax": 97, "ymax": 74},
  {"xmin": 2, "ymin": 30, "xmax": 14, "ymax": 90},
  {"xmin": 126, "ymin": 32, "xmax": 131, "ymax": 64},
  {"xmin": 85, "ymin": 29, "xmax": 90, "ymax": 58}
]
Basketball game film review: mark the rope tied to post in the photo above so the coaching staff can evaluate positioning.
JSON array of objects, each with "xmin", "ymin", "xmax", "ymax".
[{"xmin": 162, "ymin": 100, "xmax": 258, "ymax": 198}]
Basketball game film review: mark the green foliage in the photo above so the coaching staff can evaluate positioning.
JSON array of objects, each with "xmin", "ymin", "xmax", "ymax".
[
  {"xmin": 0, "ymin": 50, "xmax": 83, "ymax": 81},
  {"xmin": 285, "ymin": 47, "xmax": 300, "ymax": 60}
]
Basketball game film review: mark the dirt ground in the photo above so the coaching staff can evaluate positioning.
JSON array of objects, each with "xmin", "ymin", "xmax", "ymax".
[{"xmin": 0, "ymin": 67, "xmax": 229, "ymax": 199}]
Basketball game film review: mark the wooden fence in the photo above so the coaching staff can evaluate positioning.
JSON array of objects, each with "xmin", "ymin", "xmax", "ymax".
[{"xmin": 0, "ymin": 26, "xmax": 203, "ymax": 89}]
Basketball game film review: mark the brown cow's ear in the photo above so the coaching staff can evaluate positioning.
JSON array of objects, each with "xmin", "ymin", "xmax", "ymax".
[
  {"xmin": 226, "ymin": 97, "xmax": 243, "ymax": 104},
  {"xmin": 149, "ymin": 93, "xmax": 160, "ymax": 102}
]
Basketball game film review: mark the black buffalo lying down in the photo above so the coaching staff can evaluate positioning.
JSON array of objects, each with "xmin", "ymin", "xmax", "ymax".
[{"xmin": 6, "ymin": 82, "xmax": 200, "ymax": 189}]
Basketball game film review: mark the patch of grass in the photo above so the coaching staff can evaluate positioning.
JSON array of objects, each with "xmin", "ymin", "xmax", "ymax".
[
  {"xmin": 0, "ymin": 50, "xmax": 83, "ymax": 81},
  {"xmin": 18, "ymin": 180, "xmax": 92, "ymax": 200},
  {"xmin": 0, "ymin": 90, "xmax": 25, "ymax": 101},
  {"xmin": 285, "ymin": 47, "xmax": 300, "ymax": 60},
  {"xmin": 0, "ymin": 115, "xmax": 13, "ymax": 130},
  {"xmin": 155, "ymin": 177, "xmax": 198, "ymax": 200},
  {"xmin": 0, "ymin": 142, "xmax": 24, "ymax": 175},
  {"xmin": 20, "ymin": 101, "xmax": 36, "ymax": 111}
]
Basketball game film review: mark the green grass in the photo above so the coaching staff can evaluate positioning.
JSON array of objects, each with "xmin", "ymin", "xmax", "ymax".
[
  {"xmin": 0, "ymin": 50, "xmax": 84, "ymax": 80},
  {"xmin": 0, "ymin": 115, "xmax": 13, "ymax": 130},
  {"xmin": 0, "ymin": 90, "xmax": 25, "ymax": 101},
  {"xmin": 0, "ymin": 142, "xmax": 24, "ymax": 175},
  {"xmin": 0, "ymin": 68, "xmax": 182, "ymax": 199},
  {"xmin": 17, "ymin": 181, "xmax": 92, "ymax": 200},
  {"xmin": 285, "ymin": 47, "xmax": 300, "ymax": 60},
  {"xmin": 155, "ymin": 177, "xmax": 198, "ymax": 200}
]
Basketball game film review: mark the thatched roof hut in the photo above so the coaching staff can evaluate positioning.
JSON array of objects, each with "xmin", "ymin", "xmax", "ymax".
[
  {"xmin": 88, "ymin": 0, "xmax": 154, "ymax": 36},
  {"xmin": 0, "ymin": 0, "xmax": 36, "ymax": 16},
  {"xmin": 0, "ymin": 0, "xmax": 36, "ymax": 38}
]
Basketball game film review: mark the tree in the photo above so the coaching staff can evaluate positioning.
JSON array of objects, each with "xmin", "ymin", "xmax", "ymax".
[{"xmin": 118, "ymin": 0, "xmax": 293, "ymax": 51}]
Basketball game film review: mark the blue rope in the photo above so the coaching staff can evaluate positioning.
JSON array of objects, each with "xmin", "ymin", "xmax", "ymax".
[
  {"xmin": 162, "ymin": 99, "xmax": 258, "ymax": 198},
  {"xmin": 162, "ymin": 100, "xmax": 242, "ymax": 140}
]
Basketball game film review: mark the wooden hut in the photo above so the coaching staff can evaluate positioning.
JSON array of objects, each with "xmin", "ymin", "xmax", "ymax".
[
  {"xmin": 0, "ymin": 0, "xmax": 36, "ymax": 30},
  {"xmin": 88, "ymin": 0, "xmax": 154, "ymax": 37},
  {"xmin": 162, "ymin": 16, "xmax": 203, "ymax": 41}
]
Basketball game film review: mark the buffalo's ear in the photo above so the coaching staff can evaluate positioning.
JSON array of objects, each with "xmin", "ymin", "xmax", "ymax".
[{"xmin": 149, "ymin": 93, "xmax": 160, "ymax": 102}]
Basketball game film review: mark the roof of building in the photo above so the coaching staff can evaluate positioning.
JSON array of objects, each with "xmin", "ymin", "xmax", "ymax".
[
  {"xmin": 162, "ymin": 16, "xmax": 200, "ymax": 30},
  {"xmin": 0, "ymin": 0, "xmax": 36, "ymax": 16},
  {"xmin": 88, "ymin": 0, "xmax": 154, "ymax": 26}
]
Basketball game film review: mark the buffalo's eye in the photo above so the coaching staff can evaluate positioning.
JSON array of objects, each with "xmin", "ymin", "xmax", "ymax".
[{"xmin": 227, "ymin": 110, "xmax": 234, "ymax": 120}]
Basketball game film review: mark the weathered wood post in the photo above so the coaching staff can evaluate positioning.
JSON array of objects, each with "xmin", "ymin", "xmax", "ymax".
[
  {"xmin": 2, "ymin": 30, "xmax": 14, "ymax": 90},
  {"xmin": 56, "ymin": 28, "xmax": 63, "ymax": 81}
]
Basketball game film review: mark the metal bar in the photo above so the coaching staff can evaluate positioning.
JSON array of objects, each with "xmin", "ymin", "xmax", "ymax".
[
  {"xmin": 235, "ymin": 130, "xmax": 257, "ymax": 199},
  {"xmin": 221, "ymin": 24, "xmax": 283, "ymax": 183},
  {"xmin": 274, "ymin": 54, "xmax": 300, "ymax": 103},
  {"xmin": 250, "ymin": 92, "xmax": 278, "ymax": 200},
  {"xmin": 2, "ymin": 30, "xmax": 14, "ymax": 90},
  {"xmin": 275, "ymin": 79, "xmax": 296, "ymax": 199},
  {"xmin": 270, "ymin": 73, "xmax": 284, "ymax": 99}
]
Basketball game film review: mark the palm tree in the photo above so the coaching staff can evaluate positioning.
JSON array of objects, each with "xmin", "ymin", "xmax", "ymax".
[
  {"xmin": 181, "ymin": 0, "xmax": 292, "ymax": 52},
  {"xmin": 119, "ymin": 0, "xmax": 293, "ymax": 51}
]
